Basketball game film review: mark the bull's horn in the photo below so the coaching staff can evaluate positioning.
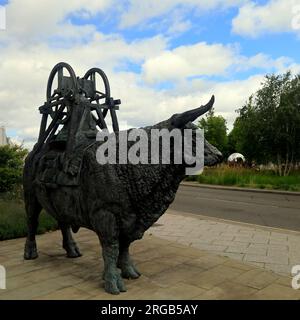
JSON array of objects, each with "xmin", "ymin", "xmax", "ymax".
[{"xmin": 172, "ymin": 95, "xmax": 215, "ymax": 128}]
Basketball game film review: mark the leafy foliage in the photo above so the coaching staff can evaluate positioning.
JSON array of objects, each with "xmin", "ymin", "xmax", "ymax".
[
  {"xmin": 198, "ymin": 108, "xmax": 228, "ymax": 156},
  {"xmin": 229, "ymin": 72, "xmax": 300, "ymax": 175},
  {"xmin": 0, "ymin": 144, "xmax": 28, "ymax": 192}
]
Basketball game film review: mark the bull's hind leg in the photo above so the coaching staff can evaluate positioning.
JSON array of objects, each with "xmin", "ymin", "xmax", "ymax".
[
  {"xmin": 24, "ymin": 196, "xmax": 42, "ymax": 260},
  {"xmin": 100, "ymin": 241, "xmax": 126, "ymax": 294},
  {"xmin": 59, "ymin": 223, "xmax": 82, "ymax": 258},
  {"xmin": 94, "ymin": 211, "xmax": 126, "ymax": 295},
  {"xmin": 118, "ymin": 241, "xmax": 141, "ymax": 279}
]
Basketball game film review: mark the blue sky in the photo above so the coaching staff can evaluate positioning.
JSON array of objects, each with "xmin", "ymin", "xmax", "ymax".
[
  {"xmin": 0, "ymin": 0, "xmax": 299, "ymax": 147},
  {"xmin": 68, "ymin": 2, "xmax": 299, "ymax": 65}
]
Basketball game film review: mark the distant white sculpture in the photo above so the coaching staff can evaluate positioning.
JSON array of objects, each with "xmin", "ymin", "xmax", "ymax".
[{"xmin": 228, "ymin": 153, "xmax": 245, "ymax": 163}]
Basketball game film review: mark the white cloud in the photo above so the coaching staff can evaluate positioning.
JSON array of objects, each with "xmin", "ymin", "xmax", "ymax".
[
  {"xmin": 235, "ymin": 53, "xmax": 297, "ymax": 74},
  {"xmin": 232, "ymin": 0, "xmax": 300, "ymax": 37},
  {"xmin": 120, "ymin": 0, "xmax": 246, "ymax": 29},
  {"xmin": 167, "ymin": 18, "xmax": 192, "ymax": 35},
  {"xmin": 0, "ymin": 0, "xmax": 120, "ymax": 56},
  {"xmin": 142, "ymin": 42, "xmax": 238, "ymax": 83},
  {"xmin": 142, "ymin": 42, "xmax": 298, "ymax": 84}
]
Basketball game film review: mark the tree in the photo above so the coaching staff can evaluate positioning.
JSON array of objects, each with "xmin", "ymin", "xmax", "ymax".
[
  {"xmin": 230, "ymin": 72, "xmax": 300, "ymax": 175},
  {"xmin": 227, "ymin": 117, "xmax": 242, "ymax": 156},
  {"xmin": 228, "ymin": 96, "xmax": 263, "ymax": 164},
  {"xmin": 198, "ymin": 108, "xmax": 228, "ymax": 155},
  {"xmin": 0, "ymin": 144, "xmax": 28, "ymax": 192}
]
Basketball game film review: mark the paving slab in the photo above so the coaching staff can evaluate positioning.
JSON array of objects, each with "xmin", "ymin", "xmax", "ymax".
[{"xmin": 149, "ymin": 210, "xmax": 300, "ymax": 276}]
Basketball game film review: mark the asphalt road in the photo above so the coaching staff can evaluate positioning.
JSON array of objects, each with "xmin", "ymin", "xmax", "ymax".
[{"xmin": 170, "ymin": 184, "xmax": 300, "ymax": 232}]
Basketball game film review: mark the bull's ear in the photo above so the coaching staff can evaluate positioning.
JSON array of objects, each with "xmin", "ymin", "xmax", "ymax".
[{"xmin": 171, "ymin": 95, "xmax": 215, "ymax": 128}]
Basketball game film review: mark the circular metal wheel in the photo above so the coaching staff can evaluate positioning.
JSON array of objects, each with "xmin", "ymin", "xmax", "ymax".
[
  {"xmin": 46, "ymin": 62, "xmax": 78, "ymax": 124},
  {"xmin": 83, "ymin": 68, "xmax": 111, "ymax": 119}
]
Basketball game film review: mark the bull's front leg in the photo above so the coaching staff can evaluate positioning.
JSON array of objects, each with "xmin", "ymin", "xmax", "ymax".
[
  {"xmin": 118, "ymin": 241, "xmax": 141, "ymax": 279},
  {"xmin": 94, "ymin": 212, "xmax": 126, "ymax": 295}
]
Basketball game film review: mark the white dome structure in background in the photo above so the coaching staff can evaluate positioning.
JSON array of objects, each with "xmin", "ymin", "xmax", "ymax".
[{"xmin": 228, "ymin": 153, "xmax": 245, "ymax": 163}]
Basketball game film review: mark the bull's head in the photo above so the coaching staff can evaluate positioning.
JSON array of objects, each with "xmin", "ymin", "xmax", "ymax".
[{"xmin": 153, "ymin": 95, "xmax": 223, "ymax": 168}]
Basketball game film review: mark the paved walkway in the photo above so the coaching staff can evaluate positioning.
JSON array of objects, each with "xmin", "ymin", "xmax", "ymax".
[
  {"xmin": 150, "ymin": 210, "xmax": 300, "ymax": 276},
  {"xmin": 0, "ymin": 211, "xmax": 300, "ymax": 300}
]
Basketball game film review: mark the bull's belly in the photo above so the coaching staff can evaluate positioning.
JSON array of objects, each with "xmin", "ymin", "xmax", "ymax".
[{"xmin": 36, "ymin": 185, "xmax": 88, "ymax": 227}]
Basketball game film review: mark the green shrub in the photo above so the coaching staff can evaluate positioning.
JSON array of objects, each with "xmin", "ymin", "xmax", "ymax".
[
  {"xmin": 0, "ymin": 167, "xmax": 22, "ymax": 193},
  {"xmin": 0, "ymin": 145, "xmax": 28, "ymax": 192}
]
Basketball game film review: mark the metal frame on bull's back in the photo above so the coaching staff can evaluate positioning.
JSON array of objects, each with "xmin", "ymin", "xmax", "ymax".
[
  {"xmin": 36, "ymin": 62, "xmax": 120, "ymax": 154},
  {"xmin": 23, "ymin": 63, "xmax": 222, "ymax": 295}
]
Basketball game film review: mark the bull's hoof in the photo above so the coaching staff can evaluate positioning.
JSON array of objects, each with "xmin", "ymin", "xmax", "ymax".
[
  {"xmin": 118, "ymin": 260, "xmax": 141, "ymax": 279},
  {"xmin": 63, "ymin": 241, "xmax": 82, "ymax": 258},
  {"xmin": 24, "ymin": 240, "xmax": 38, "ymax": 260},
  {"xmin": 104, "ymin": 272, "xmax": 127, "ymax": 295},
  {"xmin": 121, "ymin": 265, "xmax": 141, "ymax": 279}
]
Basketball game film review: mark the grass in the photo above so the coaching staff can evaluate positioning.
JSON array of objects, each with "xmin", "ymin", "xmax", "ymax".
[
  {"xmin": 186, "ymin": 165, "xmax": 300, "ymax": 192},
  {"xmin": 0, "ymin": 198, "xmax": 58, "ymax": 241}
]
